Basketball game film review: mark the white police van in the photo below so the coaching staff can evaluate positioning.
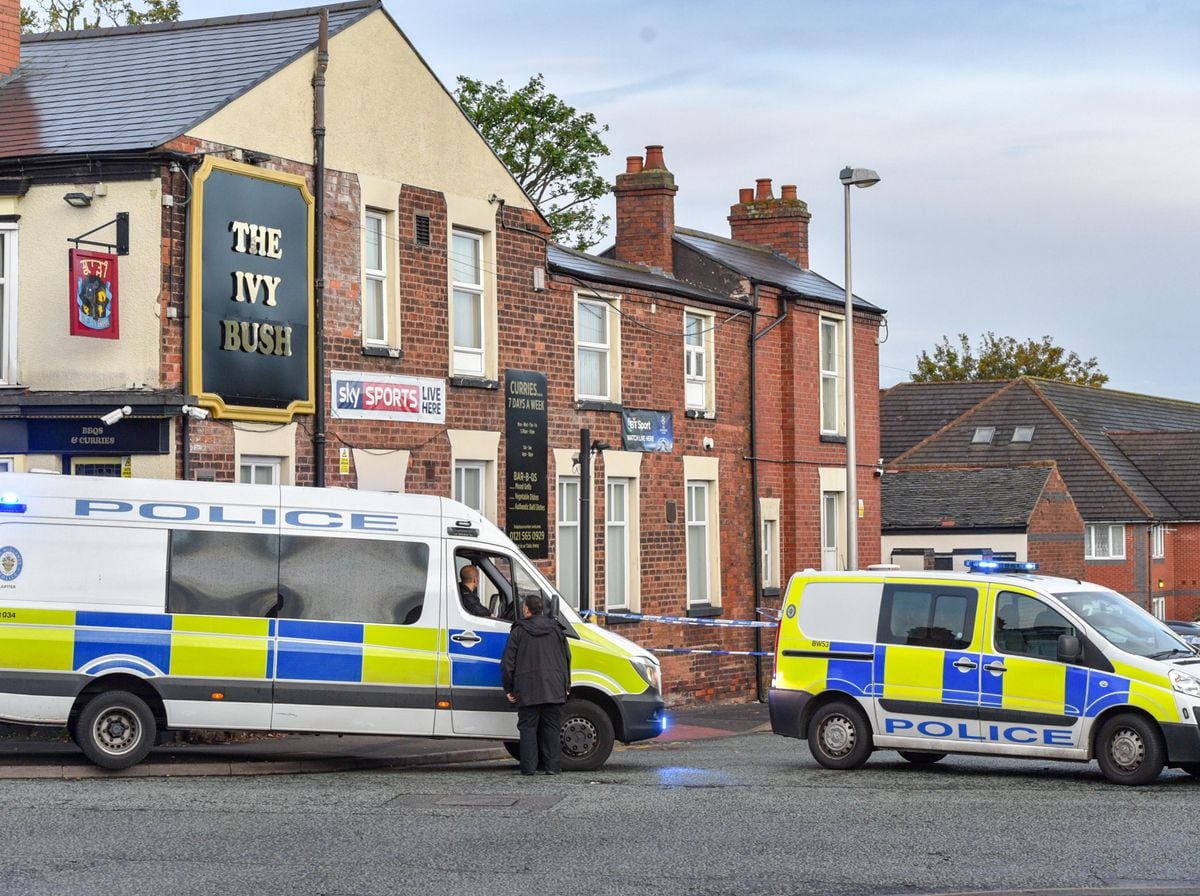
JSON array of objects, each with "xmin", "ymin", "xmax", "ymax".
[
  {"xmin": 0, "ymin": 473, "xmax": 664, "ymax": 770},
  {"xmin": 770, "ymin": 562, "xmax": 1200, "ymax": 785}
]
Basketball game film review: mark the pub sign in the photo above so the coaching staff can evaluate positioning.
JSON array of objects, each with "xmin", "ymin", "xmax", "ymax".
[{"xmin": 69, "ymin": 249, "xmax": 120, "ymax": 339}]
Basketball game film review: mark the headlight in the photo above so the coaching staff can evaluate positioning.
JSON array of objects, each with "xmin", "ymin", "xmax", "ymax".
[
  {"xmin": 1169, "ymin": 669, "xmax": 1200, "ymax": 698},
  {"xmin": 630, "ymin": 656, "xmax": 661, "ymax": 692}
]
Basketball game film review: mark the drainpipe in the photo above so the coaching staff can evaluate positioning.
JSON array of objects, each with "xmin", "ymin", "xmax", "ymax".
[{"xmin": 311, "ymin": 10, "xmax": 329, "ymax": 486}]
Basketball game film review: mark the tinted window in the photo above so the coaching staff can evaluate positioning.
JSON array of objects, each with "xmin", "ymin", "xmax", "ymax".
[
  {"xmin": 879, "ymin": 584, "xmax": 976, "ymax": 649},
  {"xmin": 279, "ymin": 535, "xmax": 429, "ymax": 626},
  {"xmin": 994, "ymin": 591, "xmax": 1077, "ymax": 659},
  {"xmin": 168, "ymin": 530, "xmax": 280, "ymax": 617}
]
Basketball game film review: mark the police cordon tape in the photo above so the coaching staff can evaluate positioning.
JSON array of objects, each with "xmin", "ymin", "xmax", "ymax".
[{"xmin": 579, "ymin": 607, "xmax": 778, "ymax": 657}]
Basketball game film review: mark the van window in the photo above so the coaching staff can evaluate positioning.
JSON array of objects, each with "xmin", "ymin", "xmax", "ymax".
[
  {"xmin": 879, "ymin": 584, "xmax": 976, "ymax": 649},
  {"xmin": 168, "ymin": 530, "xmax": 280, "ymax": 617},
  {"xmin": 279, "ymin": 535, "xmax": 430, "ymax": 626},
  {"xmin": 994, "ymin": 591, "xmax": 1077, "ymax": 660},
  {"xmin": 794, "ymin": 581, "xmax": 882, "ymax": 643}
]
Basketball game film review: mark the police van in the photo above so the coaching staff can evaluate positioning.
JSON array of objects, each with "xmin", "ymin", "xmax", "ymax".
[
  {"xmin": 769, "ymin": 563, "xmax": 1200, "ymax": 785},
  {"xmin": 0, "ymin": 473, "xmax": 664, "ymax": 770}
]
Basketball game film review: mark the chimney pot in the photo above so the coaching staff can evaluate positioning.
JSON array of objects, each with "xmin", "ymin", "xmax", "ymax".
[
  {"xmin": 644, "ymin": 145, "xmax": 666, "ymax": 170},
  {"xmin": 626, "ymin": 155, "xmax": 644, "ymax": 174},
  {"xmin": 755, "ymin": 178, "xmax": 773, "ymax": 201},
  {"xmin": 738, "ymin": 188, "xmax": 754, "ymax": 204},
  {"xmin": 781, "ymin": 184, "xmax": 798, "ymax": 201}
]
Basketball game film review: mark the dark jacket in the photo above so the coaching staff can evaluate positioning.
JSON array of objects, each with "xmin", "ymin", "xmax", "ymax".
[
  {"xmin": 501, "ymin": 614, "xmax": 571, "ymax": 707},
  {"xmin": 459, "ymin": 582, "xmax": 491, "ymax": 618}
]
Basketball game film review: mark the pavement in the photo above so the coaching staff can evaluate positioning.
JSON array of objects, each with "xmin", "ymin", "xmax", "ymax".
[{"xmin": 0, "ymin": 700, "xmax": 772, "ymax": 779}]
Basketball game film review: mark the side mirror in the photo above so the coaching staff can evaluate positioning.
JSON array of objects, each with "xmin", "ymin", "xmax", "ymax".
[{"xmin": 1057, "ymin": 634, "xmax": 1083, "ymax": 664}]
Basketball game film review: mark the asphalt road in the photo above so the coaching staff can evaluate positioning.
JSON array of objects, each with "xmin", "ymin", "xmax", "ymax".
[{"xmin": 1, "ymin": 730, "xmax": 1197, "ymax": 896}]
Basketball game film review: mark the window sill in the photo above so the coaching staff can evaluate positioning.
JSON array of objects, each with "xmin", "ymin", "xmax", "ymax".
[
  {"xmin": 602, "ymin": 610, "xmax": 638, "ymax": 625},
  {"xmin": 1084, "ymin": 557, "xmax": 1126, "ymax": 564},
  {"xmin": 761, "ymin": 586, "xmax": 780, "ymax": 599},
  {"xmin": 686, "ymin": 604, "xmax": 722, "ymax": 618},
  {"xmin": 685, "ymin": 408, "xmax": 715, "ymax": 420},
  {"xmin": 575, "ymin": 399, "xmax": 622, "ymax": 413},
  {"xmin": 819, "ymin": 433, "xmax": 847, "ymax": 444},
  {"xmin": 451, "ymin": 376, "xmax": 499, "ymax": 390},
  {"xmin": 362, "ymin": 345, "xmax": 401, "ymax": 359}
]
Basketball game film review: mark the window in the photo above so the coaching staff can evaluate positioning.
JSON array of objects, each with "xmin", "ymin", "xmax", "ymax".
[
  {"xmin": 451, "ymin": 229, "xmax": 484, "ymax": 376},
  {"xmin": 363, "ymin": 210, "xmax": 388, "ymax": 345},
  {"xmin": 0, "ymin": 458, "xmax": 11, "ymax": 472},
  {"xmin": 556, "ymin": 477, "xmax": 579, "ymax": 607},
  {"xmin": 993, "ymin": 591, "xmax": 1076, "ymax": 660},
  {"xmin": 1151, "ymin": 524, "xmax": 1165, "ymax": 559},
  {"xmin": 819, "ymin": 317, "xmax": 842, "ymax": 434},
  {"xmin": 605, "ymin": 478, "xmax": 631, "ymax": 610},
  {"xmin": 1085, "ymin": 523, "xmax": 1125, "ymax": 559},
  {"xmin": 576, "ymin": 294, "xmax": 620, "ymax": 401},
  {"xmin": 0, "ymin": 223, "xmax": 16, "ymax": 385},
  {"xmin": 971, "ymin": 427, "xmax": 995, "ymax": 444},
  {"xmin": 71, "ymin": 458, "xmax": 125, "ymax": 477},
  {"xmin": 1011, "ymin": 425, "xmax": 1036, "ymax": 443},
  {"xmin": 240, "ymin": 455, "xmax": 281, "ymax": 485},
  {"xmin": 455, "ymin": 461, "xmax": 486, "ymax": 514},
  {"xmin": 761, "ymin": 518, "xmax": 777, "ymax": 589},
  {"xmin": 686, "ymin": 480, "xmax": 710, "ymax": 605},
  {"xmin": 821, "ymin": 491, "xmax": 841, "ymax": 571},
  {"xmin": 879, "ymin": 583, "xmax": 976, "ymax": 650},
  {"xmin": 684, "ymin": 310, "xmax": 713, "ymax": 413}
]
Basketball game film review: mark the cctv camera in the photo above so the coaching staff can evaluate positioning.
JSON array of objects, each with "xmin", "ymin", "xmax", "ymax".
[
  {"xmin": 181, "ymin": 404, "xmax": 210, "ymax": 420},
  {"xmin": 100, "ymin": 406, "xmax": 132, "ymax": 426}
]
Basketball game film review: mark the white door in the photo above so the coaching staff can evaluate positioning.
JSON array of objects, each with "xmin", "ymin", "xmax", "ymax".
[{"xmin": 821, "ymin": 492, "xmax": 840, "ymax": 571}]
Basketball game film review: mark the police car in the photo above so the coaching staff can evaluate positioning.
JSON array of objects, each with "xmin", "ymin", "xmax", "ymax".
[{"xmin": 770, "ymin": 562, "xmax": 1200, "ymax": 785}]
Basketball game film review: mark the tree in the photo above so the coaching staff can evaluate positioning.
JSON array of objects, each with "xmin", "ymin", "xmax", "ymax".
[
  {"xmin": 455, "ymin": 74, "xmax": 611, "ymax": 250},
  {"xmin": 20, "ymin": 0, "xmax": 179, "ymax": 32},
  {"xmin": 912, "ymin": 332, "xmax": 1108, "ymax": 386}
]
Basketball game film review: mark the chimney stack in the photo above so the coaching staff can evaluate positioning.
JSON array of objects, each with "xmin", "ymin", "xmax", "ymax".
[
  {"xmin": 0, "ymin": 0, "xmax": 19, "ymax": 79},
  {"xmin": 728, "ymin": 179, "xmax": 812, "ymax": 269},
  {"xmin": 613, "ymin": 144, "xmax": 678, "ymax": 274}
]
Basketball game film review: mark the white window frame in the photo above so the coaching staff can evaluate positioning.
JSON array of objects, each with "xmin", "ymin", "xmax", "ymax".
[
  {"xmin": 819, "ymin": 316, "xmax": 843, "ymax": 435},
  {"xmin": 454, "ymin": 460, "xmax": 487, "ymax": 515},
  {"xmin": 821, "ymin": 491, "xmax": 842, "ymax": 571},
  {"xmin": 1151, "ymin": 595, "xmax": 1166, "ymax": 620},
  {"xmin": 1012, "ymin": 425, "xmax": 1036, "ymax": 443},
  {"xmin": 1151, "ymin": 524, "xmax": 1166, "ymax": 560},
  {"xmin": 605, "ymin": 478, "xmax": 632, "ymax": 610},
  {"xmin": 0, "ymin": 223, "xmax": 17, "ymax": 385},
  {"xmin": 972, "ymin": 427, "xmax": 995, "ymax": 444},
  {"xmin": 239, "ymin": 455, "xmax": 281, "ymax": 485},
  {"xmin": 557, "ymin": 476, "xmax": 580, "ymax": 608},
  {"xmin": 575, "ymin": 292, "xmax": 621, "ymax": 402},
  {"xmin": 760, "ymin": 497, "xmax": 781, "ymax": 590},
  {"xmin": 1085, "ymin": 523, "xmax": 1126, "ymax": 560},
  {"xmin": 451, "ymin": 229, "xmax": 485, "ymax": 376},
  {"xmin": 363, "ymin": 209, "xmax": 388, "ymax": 346},
  {"xmin": 684, "ymin": 309, "xmax": 714, "ymax": 413}
]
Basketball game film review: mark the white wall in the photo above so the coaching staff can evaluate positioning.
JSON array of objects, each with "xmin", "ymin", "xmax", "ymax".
[{"xmin": 881, "ymin": 533, "xmax": 1029, "ymax": 572}]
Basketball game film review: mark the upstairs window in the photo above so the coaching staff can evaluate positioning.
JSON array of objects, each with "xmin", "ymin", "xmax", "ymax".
[
  {"xmin": 363, "ymin": 210, "xmax": 388, "ymax": 346},
  {"xmin": 576, "ymin": 294, "xmax": 620, "ymax": 401},
  {"xmin": 1151, "ymin": 524, "xmax": 1165, "ymax": 560},
  {"xmin": 1011, "ymin": 425, "xmax": 1036, "ymax": 443},
  {"xmin": 0, "ymin": 224, "xmax": 16, "ymax": 385},
  {"xmin": 819, "ymin": 317, "xmax": 843, "ymax": 434},
  {"xmin": 684, "ymin": 310, "xmax": 714, "ymax": 413},
  {"xmin": 1085, "ymin": 523, "xmax": 1125, "ymax": 560},
  {"xmin": 971, "ymin": 427, "xmax": 995, "ymax": 444},
  {"xmin": 451, "ymin": 229, "xmax": 485, "ymax": 376}
]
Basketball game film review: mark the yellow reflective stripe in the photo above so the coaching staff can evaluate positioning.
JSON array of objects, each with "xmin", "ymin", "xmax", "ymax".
[
  {"xmin": 362, "ymin": 623, "xmax": 439, "ymax": 684},
  {"xmin": 999, "ymin": 658, "xmax": 1066, "ymax": 713},
  {"xmin": 172, "ymin": 614, "xmax": 270, "ymax": 637},
  {"xmin": 880, "ymin": 645, "xmax": 941, "ymax": 701},
  {"xmin": 0, "ymin": 625, "xmax": 74, "ymax": 670},
  {"xmin": 0, "ymin": 607, "xmax": 76, "ymax": 626}
]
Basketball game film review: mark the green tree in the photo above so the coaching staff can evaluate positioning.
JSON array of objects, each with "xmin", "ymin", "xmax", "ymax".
[
  {"xmin": 455, "ymin": 73, "xmax": 611, "ymax": 249},
  {"xmin": 912, "ymin": 332, "xmax": 1108, "ymax": 386},
  {"xmin": 20, "ymin": 0, "xmax": 179, "ymax": 32}
]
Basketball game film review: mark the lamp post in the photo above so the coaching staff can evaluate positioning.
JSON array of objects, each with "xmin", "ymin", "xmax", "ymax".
[{"xmin": 840, "ymin": 166, "xmax": 880, "ymax": 572}]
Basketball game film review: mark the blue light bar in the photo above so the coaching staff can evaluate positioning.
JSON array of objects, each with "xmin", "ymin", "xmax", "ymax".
[
  {"xmin": 964, "ymin": 560, "xmax": 1038, "ymax": 573},
  {"xmin": 0, "ymin": 493, "xmax": 26, "ymax": 513}
]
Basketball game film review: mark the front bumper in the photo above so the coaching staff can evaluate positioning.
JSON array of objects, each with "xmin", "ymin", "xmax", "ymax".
[
  {"xmin": 615, "ymin": 690, "xmax": 666, "ymax": 743},
  {"xmin": 1163, "ymin": 710, "xmax": 1200, "ymax": 765},
  {"xmin": 769, "ymin": 688, "xmax": 813, "ymax": 740}
]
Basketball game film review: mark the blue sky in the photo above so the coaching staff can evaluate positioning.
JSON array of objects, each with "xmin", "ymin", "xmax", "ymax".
[{"xmin": 177, "ymin": 0, "xmax": 1200, "ymax": 401}]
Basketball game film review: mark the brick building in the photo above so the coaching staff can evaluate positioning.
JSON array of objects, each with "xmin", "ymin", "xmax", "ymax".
[
  {"xmin": 882, "ymin": 378, "xmax": 1200, "ymax": 621},
  {"xmin": 0, "ymin": 1, "xmax": 887, "ymax": 703}
]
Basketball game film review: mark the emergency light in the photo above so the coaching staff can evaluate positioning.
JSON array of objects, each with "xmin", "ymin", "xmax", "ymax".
[
  {"xmin": 0, "ymin": 493, "xmax": 26, "ymax": 513},
  {"xmin": 964, "ymin": 560, "xmax": 1038, "ymax": 573}
]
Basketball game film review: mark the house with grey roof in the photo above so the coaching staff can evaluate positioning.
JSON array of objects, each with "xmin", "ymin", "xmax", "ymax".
[{"xmin": 881, "ymin": 377, "xmax": 1200, "ymax": 620}]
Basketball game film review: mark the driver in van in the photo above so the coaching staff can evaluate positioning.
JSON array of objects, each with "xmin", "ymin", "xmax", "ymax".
[{"xmin": 458, "ymin": 565, "xmax": 492, "ymax": 618}]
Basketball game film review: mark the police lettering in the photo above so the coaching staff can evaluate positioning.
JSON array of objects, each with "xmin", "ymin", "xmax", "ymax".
[
  {"xmin": 73, "ymin": 499, "xmax": 409, "ymax": 534},
  {"xmin": 884, "ymin": 717, "xmax": 1074, "ymax": 746}
]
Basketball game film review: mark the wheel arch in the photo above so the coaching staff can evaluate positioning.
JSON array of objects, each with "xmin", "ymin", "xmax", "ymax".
[
  {"xmin": 1088, "ymin": 704, "xmax": 1163, "ymax": 760},
  {"xmin": 797, "ymin": 689, "xmax": 872, "ymax": 741},
  {"xmin": 566, "ymin": 685, "xmax": 623, "ymax": 740},
  {"xmin": 69, "ymin": 674, "xmax": 168, "ymax": 735}
]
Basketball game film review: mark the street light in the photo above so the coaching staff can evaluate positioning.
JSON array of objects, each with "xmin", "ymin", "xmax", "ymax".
[{"xmin": 840, "ymin": 166, "xmax": 880, "ymax": 571}]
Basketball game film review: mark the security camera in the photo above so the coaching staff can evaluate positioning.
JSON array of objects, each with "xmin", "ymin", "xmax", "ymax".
[
  {"xmin": 100, "ymin": 406, "xmax": 132, "ymax": 426},
  {"xmin": 181, "ymin": 404, "xmax": 210, "ymax": 420}
]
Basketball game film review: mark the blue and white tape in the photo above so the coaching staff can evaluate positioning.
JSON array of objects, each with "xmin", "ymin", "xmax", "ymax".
[
  {"xmin": 580, "ymin": 608, "xmax": 774, "ymax": 628},
  {"xmin": 651, "ymin": 648, "xmax": 772, "ymax": 657}
]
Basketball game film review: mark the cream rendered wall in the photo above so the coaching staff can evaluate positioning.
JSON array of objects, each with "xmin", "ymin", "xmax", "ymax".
[
  {"xmin": 881, "ymin": 533, "xmax": 1029, "ymax": 571},
  {"xmin": 10, "ymin": 180, "xmax": 162, "ymax": 390}
]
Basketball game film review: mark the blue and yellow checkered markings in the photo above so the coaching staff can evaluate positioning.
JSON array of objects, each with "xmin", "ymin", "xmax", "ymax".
[
  {"xmin": 940, "ymin": 650, "xmax": 981, "ymax": 706},
  {"xmin": 980, "ymin": 654, "xmax": 1005, "ymax": 708},
  {"xmin": 1084, "ymin": 670, "xmax": 1130, "ymax": 716},
  {"xmin": 448, "ymin": 628, "xmax": 508, "ymax": 688},
  {"xmin": 1064, "ymin": 666, "xmax": 1089, "ymax": 716},
  {"xmin": 277, "ymin": 619, "xmax": 364, "ymax": 682},
  {"xmin": 823, "ymin": 641, "xmax": 873, "ymax": 696},
  {"xmin": 74, "ymin": 610, "xmax": 171, "ymax": 676}
]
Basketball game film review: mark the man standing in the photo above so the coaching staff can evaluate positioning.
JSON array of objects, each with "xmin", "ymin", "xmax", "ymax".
[{"xmin": 501, "ymin": 593, "xmax": 571, "ymax": 775}]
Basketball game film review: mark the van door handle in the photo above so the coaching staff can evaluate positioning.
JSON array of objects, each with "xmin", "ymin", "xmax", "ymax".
[
  {"xmin": 984, "ymin": 662, "xmax": 1008, "ymax": 674},
  {"xmin": 952, "ymin": 658, "xmax": 978, "ymax": 671},
  {"xmin": 451, "ymin": 631, "xmax": 481, "ymax": 647}
]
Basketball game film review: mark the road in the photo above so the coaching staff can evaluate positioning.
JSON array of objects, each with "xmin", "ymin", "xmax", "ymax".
[{"xmin": 1, "ymin": 730, "xmax": 1197, "ymax": 896}]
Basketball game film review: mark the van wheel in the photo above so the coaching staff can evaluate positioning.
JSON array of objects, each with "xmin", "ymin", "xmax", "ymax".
[
  {"xmin": 76, "ymin": 691, "xmax": 156, "ymax": 770},
  {"xmin": 808, "ymin": 701, "xmax": 872, "ymax": 770},
  {"xmin": 559, "ymin": 699, "xmax": 614, "ymax": 771},
  {"xmin": 898, "ymin": 750, "xmax": 946, "ymax": 765},
  {"xmin": 1095, "ymin": 713, "xmax": 1164, "ymax": 786}
]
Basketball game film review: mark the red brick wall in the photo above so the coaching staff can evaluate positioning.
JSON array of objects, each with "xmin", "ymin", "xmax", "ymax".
[
  {"xmin": 1026, "ymin": 466, "xmax": 1085, "ymax": 579},
  {"xmin": 612, "ymin": 147, "xmax": 677, "ymax": 274},
  {"xmin": 0, "ymin": 0, "xmax": 18, "ymax": 78},
  {"xmin": 727, "ymin": 180, "xmax": 811, "ymax": 268},
  {"xmin": 1170, "ymin": 522, "xmax": 1200, "ymax": 620}
]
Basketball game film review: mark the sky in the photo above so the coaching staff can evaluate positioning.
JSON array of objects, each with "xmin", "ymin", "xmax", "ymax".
[{"xmin": 176, "ymin": 0, "xmax": 1200, "ymax": 402}]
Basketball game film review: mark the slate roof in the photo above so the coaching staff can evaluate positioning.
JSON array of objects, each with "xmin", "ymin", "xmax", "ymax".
[
  {"xmin": 1109, "ymin": 431, "xmax": 1200, "ymax": 518},
  {"xmin": 882, "ymin": 465, "xmax": 1053, "ymax": 530},
  {"xmin": 880, "ymin": 381, "xmax": 1007, "ymax": 462},
  {"xmin": 885, "ymin": 377, "xmax": 1200, "ymax": 522},
  {"xmin": 672, "ymin": 228, "xmax": 885, "ymax": 314},
  {"xmin": 548, "ymin": 244, "xmax": 745, "ymax": 308},
  {"xmin": 0, "ymin": 2, "xmax": 378, "ymax": 157}
]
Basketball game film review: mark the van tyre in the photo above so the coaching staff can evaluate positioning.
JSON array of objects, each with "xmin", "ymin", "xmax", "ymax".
[
  {"xmin": 808, "ymin": 701, "xmax": 873, "ymax": 770},
  {"xmin": 1095, "ymin": 713, "xmax": 1164, "ymax": 786},
  {"xmin": 559, "ymin": 698, "xmax": 614, "ymax": 771},
  {"xmin": 77, "ymin": 691, "xmax": 156, "ymax": 770},
  {"xmin": 897, "ymin": 750, "xmax": 946, "ymax": 765}
]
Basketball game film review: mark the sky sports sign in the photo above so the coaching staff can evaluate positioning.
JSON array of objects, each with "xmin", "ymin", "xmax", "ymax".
[{"xmin": 331, "ymin": 370, "xmax": 445, "ymax": 424}]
